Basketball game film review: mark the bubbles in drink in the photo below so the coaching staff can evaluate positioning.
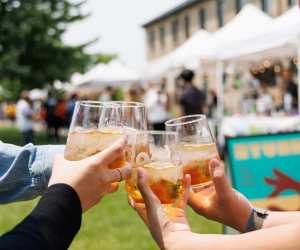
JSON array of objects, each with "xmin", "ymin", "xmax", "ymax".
[
  {"xmin": 126, "ymin": 162, "xmax": 182, "ymax": 205},
  {"xmin": 64, "ymin": 128, "xmax": 131, "ymax": 169},
  {"xmin": 178, "ymin": 143, "xmax": 219, "ymax": 188}
]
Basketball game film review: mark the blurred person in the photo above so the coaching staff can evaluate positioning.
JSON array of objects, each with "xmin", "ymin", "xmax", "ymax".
[
  {"xmin": 127, "ymin": 88, "xmax": 142, "ymax": 103},
  {"xmin": 0, "ymin": 137, "xmax": 131, "ymax": 250},
  {"xmin": 256, "ymin": 81, "xmax": 273, "ymax": 115},
  {"xmin": 16, "ymin": 91, "xmax": 35, "ymax": 145},
  {"xmin": 66, "ymin": 93, "xmax": 78, "ymax": 126},
  {"xmin": 44, "ymin": 93, "xmax": 57, "ymax": 141},
  {"xmin": 99, "ymin": 86, "xmax": 112, "ymax": 102},
  {"xmin": 52, "ymin": 98, "xmax": 66, "ymax": 142},
  {"xmin": 5, "ymin": 101, "xmax": 16, "ymax": 121},
  {"xmin": 207, "ymin": 90, "xmax": 218, "ymax": 118},
  {"xmin": 131, "ymin": 160, "xmax": 300, "ymax": 250},
  {"xmin": 144, "ymin": 82, "xmax": 170, "ymax": 130},
  {"xmin": 179, "ymin": 69, "xmax": 206, "ymax": 116},
  {"xmin": 282, "ymin": 69, "xmax": 298, "ymax": 110}
]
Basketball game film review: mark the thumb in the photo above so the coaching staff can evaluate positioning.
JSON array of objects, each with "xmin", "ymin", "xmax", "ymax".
[
  {"xmin": 210, "ymin": 159, "xmax": 232, "ymax": 199},
  {"xmin": 137, "ymin": 168, "xmax": 160, "ymax": 207}
]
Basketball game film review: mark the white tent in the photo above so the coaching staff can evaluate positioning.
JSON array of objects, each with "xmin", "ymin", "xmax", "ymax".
[
  {"xmin": 143, "ymin": 30, "xmax": 213, "ymax": 79},
  {"xmin": 218, "ymin": 6, "xmax": 300, "ymax": 61},
  {"xmin": 76, "ymin": 60, "xmax": 140, "ymax": 89}
]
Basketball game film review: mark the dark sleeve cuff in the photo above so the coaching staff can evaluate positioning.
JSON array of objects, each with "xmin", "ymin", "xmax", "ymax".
[{"xmin": 0, "ymin": 184, "xmax": 82, "ymax": 250}]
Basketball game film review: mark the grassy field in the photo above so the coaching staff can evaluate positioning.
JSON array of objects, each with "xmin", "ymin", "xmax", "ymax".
[{"xmin": 0, "ymin": 125, "xmax": 222, "ymax": 250}]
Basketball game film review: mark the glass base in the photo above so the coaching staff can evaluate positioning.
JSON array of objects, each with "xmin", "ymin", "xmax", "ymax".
[{"xmin": 192, "ymin": 181, "xmax": 213, "ymax": 192}]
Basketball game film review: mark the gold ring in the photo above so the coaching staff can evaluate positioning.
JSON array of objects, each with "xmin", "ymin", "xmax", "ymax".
[{"xmin": 115, "ymin": 168, "xmax": 123, "ymax": 182}]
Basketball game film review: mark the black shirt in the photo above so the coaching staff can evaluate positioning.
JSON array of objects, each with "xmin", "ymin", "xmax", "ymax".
[
  {"xmin": 180, "ymin": 85, "xmax": 206, "ymax": 115},
  {"xmin": 0, "ymin": 184, "xmax": 82, "ymax": 250}
]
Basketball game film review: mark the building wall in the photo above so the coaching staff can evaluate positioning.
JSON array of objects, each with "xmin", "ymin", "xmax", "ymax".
[{"xmin": 144, "ymin": 0, "xmax": 296, "ymax": 61}]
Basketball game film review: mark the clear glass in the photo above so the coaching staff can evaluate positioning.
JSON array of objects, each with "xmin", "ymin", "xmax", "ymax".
[
  {"xmin": 125, "ymin": 131, "xmax": 183, "ymax": 206},
  {"xmin": 165, "ymin": 115, "xmax": 219, "ymax": 191},
  {"xmin": 64, "ymin": 101, "xmax": 147, "ymax": 169}
]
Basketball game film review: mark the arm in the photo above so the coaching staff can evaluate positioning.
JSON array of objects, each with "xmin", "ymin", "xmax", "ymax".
[
  {"xmin": 133, "ymin": 168, "xmax": 300, "ymax": 250},
  {"xmin": 188, "ymin": 159, "xmax": 300, "ymax": 232},
  {"xmin": 0, "ymin": 184, "xmax": 81, "ymax": 250},
  {"xmin": 0, "ymin": 142, "xmax": 64, "ymax": 204},
  {"xmin": 166, "ymin": 223, "xmax": 300, "ymax": 250}
]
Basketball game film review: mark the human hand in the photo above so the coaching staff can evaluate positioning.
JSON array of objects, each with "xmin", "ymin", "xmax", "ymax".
[
  {"xmin": 130, "ymin": 168, "xmax": 192, "ymax": 250},
  {"xmin": 48, "ymin": 137, "xmax": 131, "ymax": 213},
  {"xmin": 188, "ymin": 159, "xmax": 252, "ymax": 232}
]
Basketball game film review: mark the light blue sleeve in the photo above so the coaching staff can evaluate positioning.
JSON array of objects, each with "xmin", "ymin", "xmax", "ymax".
[{"xmin": 0, "ymin": 143, "xmax": 64, "ymax": 204}]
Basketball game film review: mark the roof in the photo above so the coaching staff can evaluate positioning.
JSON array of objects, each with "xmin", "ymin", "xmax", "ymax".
[{"xmin": 142, "ymin": 0, "xmax": 203, "ymax": 28}]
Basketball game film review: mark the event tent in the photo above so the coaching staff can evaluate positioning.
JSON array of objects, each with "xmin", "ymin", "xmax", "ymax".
[
  {"xmin": 75, "ymin": 60, "xmax": 140, "ymax": 89},
  {"xmin": 143, "ymin": 29, "xmax": 213, "ymax": 79}
]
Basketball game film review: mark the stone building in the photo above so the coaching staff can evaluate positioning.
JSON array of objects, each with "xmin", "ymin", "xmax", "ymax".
[{"xmin": 143, "ymin": 0, "xmax": 297, "ymax": 61}]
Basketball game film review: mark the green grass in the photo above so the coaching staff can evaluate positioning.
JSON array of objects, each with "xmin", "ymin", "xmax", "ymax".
[{"xmin": 0, "ymin": 125, "xmax": 222, "ymax": 250}]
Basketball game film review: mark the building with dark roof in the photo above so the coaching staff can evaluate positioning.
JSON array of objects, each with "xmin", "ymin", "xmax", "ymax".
[{"xmin": 143, "ymin": 0, "xmax": 297, "ymax": 61}]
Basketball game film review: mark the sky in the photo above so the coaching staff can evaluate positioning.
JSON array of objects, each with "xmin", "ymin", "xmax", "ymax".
[{"xmin": 63, "ymin": 0, "xmax": 187, "ymax": 68}]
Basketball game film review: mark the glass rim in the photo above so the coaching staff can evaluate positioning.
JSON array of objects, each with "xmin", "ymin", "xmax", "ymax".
[
  {"xmin": 165, "ymin": 114, "xmax": 207, "ymax": 127},
  {"xmin": 77, "ymin": 100, "xmax": 145, "ymax": 108}
]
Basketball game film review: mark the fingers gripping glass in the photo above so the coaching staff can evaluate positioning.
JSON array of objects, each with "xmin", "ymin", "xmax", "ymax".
[{"xmin": 125, "ymin": 131, "xmax": 183, "ymax": 206}]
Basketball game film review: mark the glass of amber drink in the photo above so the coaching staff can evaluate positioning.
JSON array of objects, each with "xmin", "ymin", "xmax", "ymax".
[
  {"xmin": 165, "ymin": 115, "xmax": 219, "ymax": 191},
  {"xmin": 126, "ymin": 131, "xmax": 182, "ymax": 206},
  {"xmin": 64, "ymin": 101, "xmax": 146, "ymax": 169}
]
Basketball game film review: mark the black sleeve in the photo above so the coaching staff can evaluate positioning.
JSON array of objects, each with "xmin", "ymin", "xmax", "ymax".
[{"xmin": 0, "ymin": 184, "xmax": 82, "ymax": 250}]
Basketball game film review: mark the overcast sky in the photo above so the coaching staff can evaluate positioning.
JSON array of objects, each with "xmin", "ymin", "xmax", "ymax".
[{"xmin": 63, "ymin": 0, "xmax": 186, "ymax": 68}]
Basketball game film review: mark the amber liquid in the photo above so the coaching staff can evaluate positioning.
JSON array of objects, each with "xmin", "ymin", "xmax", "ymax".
[
  {"xmin": 178, "ymin": 143, "xmax": 219, "ymax": 189},
  {"xmin": 64, "ymin": 128, "xmax": 129, "ymax": 169},
  {"xmin": 126, "ymin": 162, "xmax": 182, "ymax": 205}
]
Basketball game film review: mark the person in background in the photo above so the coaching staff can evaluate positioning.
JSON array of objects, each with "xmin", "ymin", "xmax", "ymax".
[
  {"xmin": 282, "ymin": 69, "xmax": 298, "ymax": 111},
  {"xmin": 131, "ymin": 159, "xmax": 300, "ymax": 250},
  {"xmin": 16, "ymin": 91, "xmax": 35, "ymax": 145},
  {"xmin": 44, "ymin": 93, "xmax": 57, "ymax": 141},
  {"xmin": 52, "ymin": 98, "xmax": 66, "ymax": 142},
  {"xmin": 144, "ymin": 82, "xmax": 170, "ymax": 130},
  {"xmin": 179, "ymin": 69, "xmax": 206, "ymax": 116},
  {"xmin": 0, "ymin": 137, "xmax": 130, "ymax": 250},
  {"xmin": 99, "ymin": 86, "xmax": 112, "ymax": 102},
  {"xmin": 66, "ymin": 93, "xmax": 78, "ymax": 126},
  {"xmin": 256, "ymin": 81, "xmax": 273, "ymax": 115}
]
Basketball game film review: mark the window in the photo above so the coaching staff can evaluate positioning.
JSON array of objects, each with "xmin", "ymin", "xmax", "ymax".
[
  {"xmin": 172, "ymin": 19, "xmax": 179, "ymax": 45},
  {"xmin": 198, "ymin": 9, "xmax": 206, "ymax": 29},
  {"xmin": 184, "ymin": 15, "xmax": 190, "ymax": 38},
  {"xmin": 288, "ymin": 0, "xmax": 297, "ymax": 6},
  {"xmin": 217, "ymin": 0, "xmax": 224, "ymax": 27},
  {"xmin": 159, "ymin": 26, "xmax": 165, "ymax": 49},
  {"xmin": 148, "ymin": 30, "xmax": 156, "ymax": 50},
  {"xmin": 261, "ymin": 0, "xmax": 270, "ymax": 13},
  {"xmin": 236, "ymin": 0, "xmax": 246, "ymax": 13}
]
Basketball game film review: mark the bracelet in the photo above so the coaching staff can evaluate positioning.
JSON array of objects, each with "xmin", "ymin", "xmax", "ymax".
[{"xmin": 245, "ymin": 207, "xmax": 269, "ymax": 232}]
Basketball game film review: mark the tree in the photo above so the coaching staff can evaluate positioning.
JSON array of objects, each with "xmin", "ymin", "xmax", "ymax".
[{"xmin": 0, "ymin": 0, "xmax": 113, "ymax": 99}]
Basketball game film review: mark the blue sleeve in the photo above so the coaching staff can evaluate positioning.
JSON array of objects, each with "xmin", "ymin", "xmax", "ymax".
[{"xmin": 0, "ymin": 143, "xmax": 64, "ymax": 204}]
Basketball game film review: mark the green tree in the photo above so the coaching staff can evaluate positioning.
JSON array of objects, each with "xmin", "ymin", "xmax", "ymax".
[{"xmin": 0, "ymin": 0, "xmax": 114, "ymax": 99}]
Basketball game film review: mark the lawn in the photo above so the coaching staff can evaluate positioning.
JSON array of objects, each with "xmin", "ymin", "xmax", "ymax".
[{"xmin": 0, "ymin": 125, "xmax": 222, "ymax": 250}]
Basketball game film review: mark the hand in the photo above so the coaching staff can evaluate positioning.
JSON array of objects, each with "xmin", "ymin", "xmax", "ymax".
[
  {"xmin": 130, "ymin": 168, "xmax": 192, "ymax": 250},
  {"xmin": 188, "ymin": 159, "xmax": 252, "ymax": 232},
  {"xmin": 49, "ymin": 137, "xmax": 131, "ymax": 213}
]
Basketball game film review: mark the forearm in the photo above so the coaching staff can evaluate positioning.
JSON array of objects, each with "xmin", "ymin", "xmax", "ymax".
[
  {"xmin": 166, "ymin": 223, "xmax": 300, "ymax": 250},
  {"xmin": 262, "ymin": 211, "xmax": 300, "ymax": 229},
  {"xmin": 0, "ymin": 184, "xmax": 82, "ymax": 250}
]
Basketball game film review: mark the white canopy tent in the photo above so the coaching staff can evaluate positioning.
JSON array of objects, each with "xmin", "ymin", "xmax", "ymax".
[
  {"xmin": 216, "ymin": 5, "xmax": 300, "ymax": 115},
  {"xmin": 142, "ymin": 30, "xmax": 213, "ymax": 79},
  {"xmin": 211, "ymin": 4, "xmax": 275, "ymax": 119},
  {"xmin": 75, "ymin": 60, "xmax": 140, "ymax": 89}
]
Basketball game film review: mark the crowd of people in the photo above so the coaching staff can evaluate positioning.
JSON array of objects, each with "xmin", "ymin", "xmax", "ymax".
[{"xmin": 0, "ymin": 66, "xmax": 297, "ymax": 145}]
